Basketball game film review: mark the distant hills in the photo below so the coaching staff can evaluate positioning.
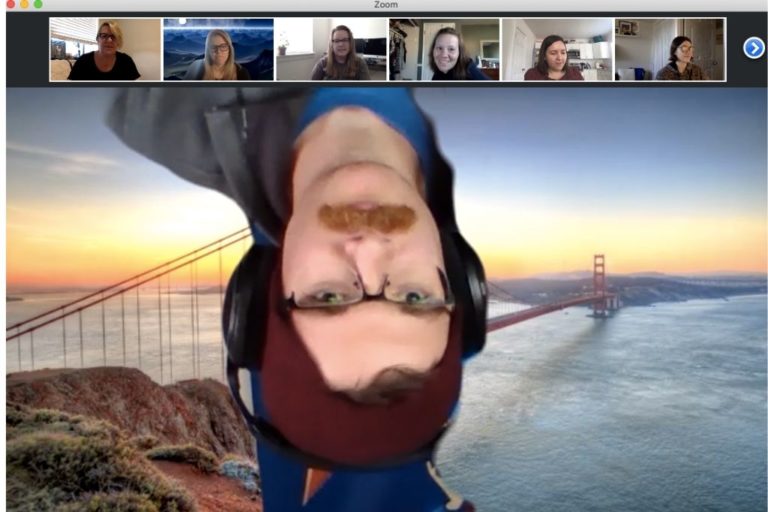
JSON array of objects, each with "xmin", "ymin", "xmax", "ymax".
[
  {"xmin": 490, "ymin": 273, "xmax": 767, "ymax": 307},
  {"xmin": 529, "ymin": 270, "xmax": 767, "ymax": 281}
]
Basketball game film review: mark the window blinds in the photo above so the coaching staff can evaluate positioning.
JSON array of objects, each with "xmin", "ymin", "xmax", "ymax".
[{"xmin": 50, "ymin": 18, "xmax": 100, "ymax": 44}]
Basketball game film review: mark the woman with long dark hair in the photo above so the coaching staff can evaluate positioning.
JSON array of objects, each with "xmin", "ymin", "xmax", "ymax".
[
  {"xmin": 311, "ymin": 25, "xmax": 371, "ymax": 80},
  {"xmin": 428, "ymin": 27, "xmax": 489, "ymax": 80},
  {"xmin": 524, "ymin": 35, "xmax": 584, "ymax": 81},
  {"xmin": 655, "ymin": 36, "xmax": 708, "ymax": 80}
]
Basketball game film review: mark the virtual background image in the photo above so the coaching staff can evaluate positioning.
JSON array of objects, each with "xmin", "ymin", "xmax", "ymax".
[{"xmin": 163, "ymin": 18, "xmax": 274, "ymax": 80}]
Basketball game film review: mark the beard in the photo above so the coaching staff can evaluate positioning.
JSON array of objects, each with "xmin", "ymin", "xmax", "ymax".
[{"xmin": 318, "ymin": 204, "xmax": 416, "ymax": 234}]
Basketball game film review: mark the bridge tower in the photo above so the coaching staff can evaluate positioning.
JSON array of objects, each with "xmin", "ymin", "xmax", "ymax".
[{"xmin": 592, "ymin": 254, "xmax": 607, "ymax": 317}]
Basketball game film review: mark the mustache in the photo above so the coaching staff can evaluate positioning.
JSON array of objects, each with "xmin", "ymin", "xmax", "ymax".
[{"xmin": 318, "ymin": 204, "xmax": 416, "ymax": 234}]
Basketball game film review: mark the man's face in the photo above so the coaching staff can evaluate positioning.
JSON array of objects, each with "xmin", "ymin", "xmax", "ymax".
[{"xmin": 281, "ymin": 108, "xmax": 451, "ymax": 395}]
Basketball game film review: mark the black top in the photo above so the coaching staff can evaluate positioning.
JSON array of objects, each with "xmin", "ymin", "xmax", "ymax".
[
  {"xmin": 68, "ymin": 51, "xmax": 140, "ymax": 81},
  {"xmin": 431, "ymin": 60, "xmax": 490, "ymax": 81},
  {"xmin": 183, "ymin": 60, "xmax": 252, "ymax": 81}
]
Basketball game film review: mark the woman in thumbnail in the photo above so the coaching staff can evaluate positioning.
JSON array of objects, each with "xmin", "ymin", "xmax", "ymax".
[
  {"xmin": 68, "ymin": 21, "xmax": 140, "ymax": 81},
  {"xmin": 655, "ymin": 36, "xmax": 708, "ymax": 80},
  {"xmin": 311, "ymin": 25, "xmax": 371, "ymax": 80},
  {"xmin": 184, "ymin": 29, "xmax": 251, "ymax": 81},
  {"xmin": 524, "ymin": 35, "xmax": 584, "ymax": 81},
  {"xmin": 429, "ymin": 27, "xmax": 490, "ymax": 80}
]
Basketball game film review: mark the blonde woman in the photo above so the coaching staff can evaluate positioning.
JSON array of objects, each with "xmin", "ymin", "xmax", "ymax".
[
  {"xmin": 310, "ymin": 25, "xmax": 370, "ymax": 80},
  {"xmin": 68, "ymin": 20, "xmax": 140, "ymax": 80},
  {"xmin": 184, "ymin": 29, "xmax": 251, "ymax": 80}
]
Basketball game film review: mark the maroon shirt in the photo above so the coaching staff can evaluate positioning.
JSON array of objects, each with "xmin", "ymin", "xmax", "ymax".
[{"xmin": 524, "ymin": 66, "xmax": 584, "ymax": 81}]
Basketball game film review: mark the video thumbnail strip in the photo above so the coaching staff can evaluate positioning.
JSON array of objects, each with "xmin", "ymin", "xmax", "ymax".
[{"xmin": 48, "ymin": 16, "xmax": 726, "ymax": 83}]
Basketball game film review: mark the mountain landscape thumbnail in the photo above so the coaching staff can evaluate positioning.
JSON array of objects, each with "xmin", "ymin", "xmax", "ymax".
[{"xmin": 164, "ymin": 28, "xmax": 274, "ymax": 80}]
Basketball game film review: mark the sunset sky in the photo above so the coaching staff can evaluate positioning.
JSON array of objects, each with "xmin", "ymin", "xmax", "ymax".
[{"xmin": 6, "ymin": 87, "xmax": 767, "ymax": 290}]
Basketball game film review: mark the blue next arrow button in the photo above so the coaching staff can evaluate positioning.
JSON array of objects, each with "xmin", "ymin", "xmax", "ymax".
[{"xmin": 743, "ymin": 37, "xmax": 765, "ymax": 60}]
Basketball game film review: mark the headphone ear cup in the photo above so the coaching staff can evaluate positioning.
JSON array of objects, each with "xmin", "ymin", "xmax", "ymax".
[
  {"xmin": 223, "ymin": 244, "xmax": 278, "ymax": 369},
  {"xmin": 441, "ymin": 231, "xmax": 488, "ymax": 359}
]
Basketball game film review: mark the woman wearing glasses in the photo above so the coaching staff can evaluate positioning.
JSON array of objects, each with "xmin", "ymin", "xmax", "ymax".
[
  {"xmin": 310, "ymin": 25, "xmax": 371, "ymax": 80},
  {"xmin": 656, "ymin": 36, "xmax": 709, "ymax": 80},
  {"xmin": 68, "ymin": 21, "xmax": 140, "ymax": 80},
  {"xmin": 184, "ymin": 29, "xmax": 251, "ymax": 80}
]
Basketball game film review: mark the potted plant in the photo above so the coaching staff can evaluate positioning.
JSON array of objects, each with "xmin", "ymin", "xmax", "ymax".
[{"xmin": 278, "ymin": 32, "xmax": 289, "ymax": 56}]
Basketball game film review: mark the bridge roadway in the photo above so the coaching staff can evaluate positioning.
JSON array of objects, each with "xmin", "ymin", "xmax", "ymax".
[{"xmin": 486, "ymin": 293, "xmax": 617, "ymax": 333}]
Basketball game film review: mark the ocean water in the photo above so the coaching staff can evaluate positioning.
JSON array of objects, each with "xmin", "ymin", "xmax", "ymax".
[
  {"xmin": 438, "ymin": 296, "xmax": 767, "ymax": 511},
  {"xmin": 6, "ymin": 293, "xmax": 766, "ymax": 511},
  {"xmin": 6, "ymin": 290, "xmax": 227, "ymax": 383}
]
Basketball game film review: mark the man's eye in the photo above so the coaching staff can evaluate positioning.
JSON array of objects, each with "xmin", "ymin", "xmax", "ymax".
[
  {"xmin": 405, "ymin": 292, "xmax": 428, "ymax": 304},
  {"xmin": 399, "ymin": 290, "xmax": 433, "ymax": 305},
  {"xmin": 312, "ymin": 291, "xmax": 347, "ymax": 304}
]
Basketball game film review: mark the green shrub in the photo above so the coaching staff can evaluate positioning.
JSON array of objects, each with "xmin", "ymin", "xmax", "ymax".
[
  {"xmin": 6, "ymin": 406, "xmax": 196, "ymax": 512},
  {"xmin": 146, "ymin": 444, "xmax": 219, "ymax": 473},
  {"xmin": 7, "ymin": 404, "xmax": 121, "ymax": 443},
  {"xmin": 6, "ymin": 403, "xmax": 30, "ymax": 428}
]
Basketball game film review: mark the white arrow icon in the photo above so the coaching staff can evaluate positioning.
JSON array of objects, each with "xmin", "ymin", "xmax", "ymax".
[{"xmin": 744, "ymin": 37, "xmax": 765, "ymax": 60}]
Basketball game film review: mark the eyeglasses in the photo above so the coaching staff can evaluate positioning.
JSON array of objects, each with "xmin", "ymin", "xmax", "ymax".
[
  {"xmin": 210, "ymin": 44, "xmax": 230, "ymax": 53},
  {"xmin": 678, "ymin": 45, "xmax": 694, "ymax": 52},
  {"xmin": 332, "ymin": 38, "xmax": 351, "ymax": 44},
  {"xmin": 285, "ymin": 267, "xmax": 455, "ymax": 314},
  {"xmin": 97, "ymin": 33, "xmax": 117, "ymax": 42}
]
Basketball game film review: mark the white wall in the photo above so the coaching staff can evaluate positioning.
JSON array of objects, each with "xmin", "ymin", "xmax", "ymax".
[
  {"xmin": 651, "ymin": 19, "xmax": 679, "ymax": 78},
  {"xmin": 276, "ymin": 55, "xmax": 316, "ymax": 80},
  {"xmin": 276, "ymin": 18, "xmax": 330, "ymax": 80},
  {"xmin": 313, "ymin": 18, "xmax": 332, "ymax": 54},
  {"xmin": 101, "ymin": 18, "xmax": 161, "ymax": 81},
  {"xmin": 502, "ymin": 18, "xmax": 535, "ymax": 80},
  {"xmin": 615, "ymin": 19, "xmax": 654, "ymax": 74},
  {"xmin": 330, "ymin": 18, "xmax": 386, "ymax": 39}
]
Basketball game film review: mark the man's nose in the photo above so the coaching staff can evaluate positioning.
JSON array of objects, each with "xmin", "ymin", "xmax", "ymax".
[{"xmin": 344, "ymin": 235, "xmax": 391, "ymax": 294}]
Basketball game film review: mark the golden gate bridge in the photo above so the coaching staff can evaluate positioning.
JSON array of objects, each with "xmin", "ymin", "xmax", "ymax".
[{"xmin": 6, "ymin": 230, "xmax": 620, "ymax": 382}]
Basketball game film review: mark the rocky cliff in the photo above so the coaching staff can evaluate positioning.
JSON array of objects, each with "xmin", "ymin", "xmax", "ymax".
[{"xmin": 6, "ymin": 367, "xmax": 255, "ymax": 459}]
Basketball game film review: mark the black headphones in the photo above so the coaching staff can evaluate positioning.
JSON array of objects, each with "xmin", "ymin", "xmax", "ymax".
[{"xmin": 222, "ymin": 228, "xmax": 486, "ymax": 470}]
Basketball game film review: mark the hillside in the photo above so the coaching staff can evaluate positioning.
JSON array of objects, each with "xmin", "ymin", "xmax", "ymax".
[
  {"xmin": 491, "ymin": 275, "xmax": 767, "ymax": 307},
  {"xmin": 7, "ymin": 367, "xmax": 262, "ymax": 511}
]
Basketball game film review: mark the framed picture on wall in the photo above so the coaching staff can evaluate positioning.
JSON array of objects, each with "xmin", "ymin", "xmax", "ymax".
[{"xmin": 618, "ymin": 20, "xmax": 632, "ymax": 35}]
